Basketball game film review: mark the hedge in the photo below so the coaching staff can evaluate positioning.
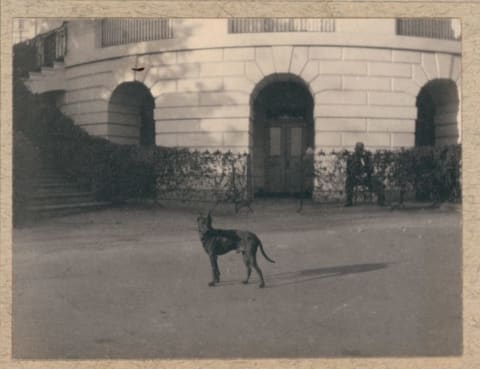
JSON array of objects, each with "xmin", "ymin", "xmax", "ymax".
[
  {"xmin": 156, "ymin": 149, "xmax": 251, "ymax": 207},
  {"xmin": 14, "ymin": 40, "xmax": 158, "ymax": 204},
  {"xmin": 313, "ymin": 145, "xmax": 461, "ymax": 203},
  {"xmin": 13, "ymin": 94, "xmax": 461, "ymax": 209},
  {"xmin": 42, "ymin": 112, "xmax": 157, "ymax": 203},
  {"xmin": 14, "ymin": 95, "xmax": 250, "ymax": 206}
]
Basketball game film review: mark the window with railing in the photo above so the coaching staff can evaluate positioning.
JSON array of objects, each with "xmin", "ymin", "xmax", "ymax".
[
  {"xmin": 99, "ymin": 18, "xmax": 174, "ymax": 47},
  {"xmin": 33, "ymin": 23, "xmax": 67, "ymax": 68},
  {"xmin": 228, "ymin": 18, "xmax": 335, "ymax": 34},
  {"xmin": 396, "ymin": 18, "xmax": 461, "ymax": 41}
]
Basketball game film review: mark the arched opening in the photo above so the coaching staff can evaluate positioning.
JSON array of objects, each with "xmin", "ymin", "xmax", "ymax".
[
  {"xmin": 108, "ymin": 82, "xmax": 155, "ymax": 145},
  {"xmin": 250, "ymin": 74, "xmax": 314, "ymax": 198},
  {"xmin": 415, "ymin": 79, "xmax": 459, "ymax": 147}
]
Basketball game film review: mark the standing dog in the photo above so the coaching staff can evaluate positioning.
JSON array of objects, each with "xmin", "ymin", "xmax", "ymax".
[{"xmin": 197, "ymin": 211, "xmax": 275, "ymax": 288}]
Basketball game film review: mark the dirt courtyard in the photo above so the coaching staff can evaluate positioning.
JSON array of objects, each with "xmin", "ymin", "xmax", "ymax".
[{"xmin": 13, "ymin": 202, "xmax": 462, "ymax": 359}]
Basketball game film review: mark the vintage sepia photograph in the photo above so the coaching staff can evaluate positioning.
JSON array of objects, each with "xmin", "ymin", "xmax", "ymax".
[{"xmin": 11, "ymin": 17, "xmax": 462, "ymax": 359}]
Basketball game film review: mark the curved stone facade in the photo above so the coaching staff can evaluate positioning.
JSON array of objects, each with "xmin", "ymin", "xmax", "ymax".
[
  {"xmin": 38, "ymin": 19, "xmax": 461, "ymax": 151},
  {"xmin": 24, "ymin": 18, "xmax": 462, "ymax": 200}
]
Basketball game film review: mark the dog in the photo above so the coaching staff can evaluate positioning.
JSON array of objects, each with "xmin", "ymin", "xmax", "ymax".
[{"xmin": 196, "ymin": 211, "xmax": 275, "ymax": 288}]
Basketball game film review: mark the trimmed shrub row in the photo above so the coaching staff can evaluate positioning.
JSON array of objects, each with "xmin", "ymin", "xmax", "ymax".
[
  {"xmin": 44, "ymin": 112, "xmax": 158, "ymax": 203},
  {"xmin": 313, "ymin": 145, "xmax": 461, "ymax": 203},
  {"xmin": 156, "ymin": 149, "xmax": 250, "ymax": 205}
]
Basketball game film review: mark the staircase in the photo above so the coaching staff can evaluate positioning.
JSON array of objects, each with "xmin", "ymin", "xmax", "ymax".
[
  {"xmin": 27, "ymin": 162, "xmax": 111, "ymax": 220},
  {"xmin": 24, "ymin": 61, "xmax": 65, "ymax": 94}
]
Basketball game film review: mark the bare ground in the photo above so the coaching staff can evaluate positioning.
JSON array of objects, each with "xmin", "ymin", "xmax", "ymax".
[{"xmin": 13, "ymin": 201, "xmax": 462, "ymax": 359}]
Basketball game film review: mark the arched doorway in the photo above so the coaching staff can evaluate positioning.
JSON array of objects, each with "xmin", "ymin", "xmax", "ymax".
[
  {"xmin": 251, "ymin": 74, "xmax": 314, "ymax": 197},
  {"xmin": 108, "ymin": 82, "xmax": 155, "ymax": 145},
  {"xmin": 415, "ymin": 79, "xmax": 459, "ymax": 147}
]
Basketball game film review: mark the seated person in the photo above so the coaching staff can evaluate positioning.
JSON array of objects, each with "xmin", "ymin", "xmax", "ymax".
[{"xmin": 345, "ymin": 142, "xmax": 385, "ymax": 206}]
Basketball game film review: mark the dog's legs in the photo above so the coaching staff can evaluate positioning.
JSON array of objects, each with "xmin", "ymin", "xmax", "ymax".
[
  {"xmin": 213, "ymin": 256, "xmax": 220, "ymax": 283},
  {"xmin": 242, "ymin": 251, "xmax": 251, "ymax": 285},
  {"xmin": 251, "ymin": 253, "xmax": 265, "ymax": 288},
  {"xmin": 208, "ymin": 254, "xmax": 217, "ymax": 287}
]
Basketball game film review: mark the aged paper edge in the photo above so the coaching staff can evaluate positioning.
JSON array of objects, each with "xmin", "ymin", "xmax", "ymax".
[{"xmin": 1, "ymin": 1, "xmax": 479, "ymax": 368}]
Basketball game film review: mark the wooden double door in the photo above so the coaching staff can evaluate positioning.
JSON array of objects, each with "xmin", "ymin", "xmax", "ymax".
[{"xmin": 265, "ymin": 121, "xmax": 312, "ymax": 196}]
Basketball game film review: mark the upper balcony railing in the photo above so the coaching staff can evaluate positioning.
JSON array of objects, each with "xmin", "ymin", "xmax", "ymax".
[
  {"xmin": 99, "ymin": 18, "xmax": 173, "ymax": 47},
  {"xmin": 396, "ymin": 18, "xmax": 461, "ymax": 41},
  {"xmin": 33, "ymin": 22, "xmax": 67, "ymax": 68},
  {"xmin": 27, "ymin": 19, "xmax": 460, "ymax": 69},
  {"xmin": 228, "ymin": 18, "xmax": 336, "ymax": 33}
]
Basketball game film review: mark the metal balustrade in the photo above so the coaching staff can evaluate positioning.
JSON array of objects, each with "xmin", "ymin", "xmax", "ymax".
[
  {"xmin": 228, "ymin": 18, "xmax": 335, "ymax": 33},
  {"xmin": 100, "ymin": 18, "xmax": 173, "ymax": 47},
  {"xmin": 55, "ymin": 25, "xmax": 66, "ymax": 59},
  {"xmin": 32, "ymin": 23, "xmax": 66, "ymax": 68},
  {"xmin": 396, "ymin": 18, "xmax": 461, "ymax": 41},
  {"xmin": 27, "ymin": 18, "xmax": 461, "ymax": 70}
]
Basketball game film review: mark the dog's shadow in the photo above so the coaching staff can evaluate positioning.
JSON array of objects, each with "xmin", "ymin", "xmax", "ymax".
[
  {"xmin": 266, "ymin": 262, "xmax": 391, "ymax": 287},
  {"xmin": 217, "ymin": 262, "xmax": 390, "ymax": 288}
]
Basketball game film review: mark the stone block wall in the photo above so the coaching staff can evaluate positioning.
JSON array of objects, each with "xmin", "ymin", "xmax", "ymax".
[{"xmin": 60, "ymin": 44, "xmax": 460, "ymax": 151}]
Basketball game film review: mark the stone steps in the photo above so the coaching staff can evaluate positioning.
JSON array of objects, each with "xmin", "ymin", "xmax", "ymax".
[
  {"xmin": 28, "ymin": 201, "xmax": 112, "ymax": 218},
  {"xmin": 36, "ymin": 182, "xmax": 88, "ymax": 191},
  {"xmin": 27, "ymin": 162, "xmax": 111, "ymax": 220},
  {"xmin": 30, "ymin": 191, "xmax": 97, "ymax": 206}
]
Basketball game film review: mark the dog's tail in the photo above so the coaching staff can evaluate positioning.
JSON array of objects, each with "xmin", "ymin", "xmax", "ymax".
[{"xmin": 258, "ymin": 239, "xmax": 275, "ymax": 263}]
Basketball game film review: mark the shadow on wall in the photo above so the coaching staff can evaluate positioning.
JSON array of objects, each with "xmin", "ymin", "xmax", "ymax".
[
  {"xmin": 107, "ymin": 19, "xmax": 239, "ymax": 151},
  {"xmin": 103, "ymin": 20, "xmax": 248, "ymax": 206}
]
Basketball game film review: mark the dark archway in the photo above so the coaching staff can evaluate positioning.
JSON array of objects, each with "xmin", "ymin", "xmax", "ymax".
[
  {"xmin": 250, "ymin": 74, "xmax": 314, "ymax": 197},
  {"xmin": 108, "ymin": 81, "xmax": 155, "ymax": 146},
  {"xmin": 415, "ymin": 79, "xmax": 459, "ymax": 147},
  {"xmin": 415, "ymin": 87, "xmax": 436, "ymax": 146}
]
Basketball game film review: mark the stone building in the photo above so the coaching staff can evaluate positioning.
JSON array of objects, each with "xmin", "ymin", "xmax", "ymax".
[{"xmin": 24, "ymin": 18, "xmax": 461, "ymax": 200}]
